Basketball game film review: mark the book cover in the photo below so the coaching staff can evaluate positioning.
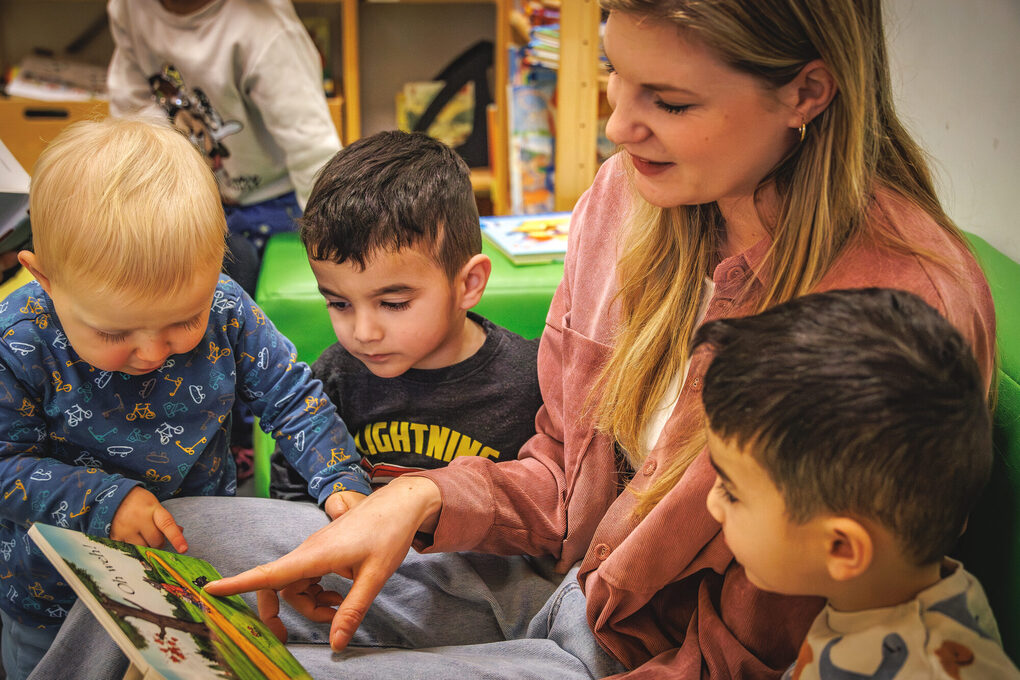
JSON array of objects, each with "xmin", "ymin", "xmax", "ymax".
[
  {"xmin": 396, "ymin": 80, "xmax": 476, "ymax": 150},
  {"xmin": 507, "ymin": 49, "xmax": 557, "ymax": 214},
  {"xmin": 28, "ymin": 523, "xmax": 311, "ymax": 680},
  {"xmin": 480, "ymin": 212, "xmax": 570, "ymax": 265}
]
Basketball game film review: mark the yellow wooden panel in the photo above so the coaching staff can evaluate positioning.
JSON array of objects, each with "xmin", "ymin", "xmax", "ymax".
[
  {"xmin": 554, "ymin": 0, "xmax": 600, "ymax": 212},
  {"xmin": 0, "ymin": 97, "xmax": 109, "ymax": 172},
  {"xmin": 326, "ymin": 95, "xmax": 344, "ymax": 141}
]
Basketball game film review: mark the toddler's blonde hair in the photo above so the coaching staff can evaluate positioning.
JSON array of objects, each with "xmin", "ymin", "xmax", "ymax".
[{"xmin": 29, "ymin": 117, "xmax": 226, "ymax": 301}]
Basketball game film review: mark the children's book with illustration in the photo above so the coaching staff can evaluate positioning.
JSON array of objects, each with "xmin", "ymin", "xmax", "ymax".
[
  {"xmin": 28, "ymin": 522, "xmax": 311, "ymax": 680},
  {"xmin": 480, "ymin": 212, "xmax": 570, "ymax": 265}
]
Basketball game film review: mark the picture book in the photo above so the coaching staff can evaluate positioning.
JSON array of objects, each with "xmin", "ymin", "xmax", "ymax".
[
  {"xmin": 28, "ymin": 522, "xmax": 311, "ymax": 680},
  {"xmin": 480, "ymin": 212, "xmax": 570, "ymax": 265}
]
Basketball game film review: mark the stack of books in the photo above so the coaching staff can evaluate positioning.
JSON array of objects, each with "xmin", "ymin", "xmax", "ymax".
[
  {"xmin": 480, "ymin": 212, "xmax": 570, "ymax": 265},
  {"xmin": 525, "ymin": 24, "xmax": 561, "ymax": 70},
  {"xmin": 4, "ymin": 55, "xmax": 107, "ymax": 102}
]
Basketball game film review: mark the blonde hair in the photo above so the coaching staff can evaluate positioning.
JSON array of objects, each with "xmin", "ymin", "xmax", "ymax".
[
  {"xmin": 596, "ymin": 0, "xmax": 967, "ymax": 516},
  {"xmin": 29, "ymin": 117, "xmax": 226, "ymax": 301}
]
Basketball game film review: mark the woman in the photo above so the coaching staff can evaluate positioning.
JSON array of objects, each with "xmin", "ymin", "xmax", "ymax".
[{"xmin": 31, "ymin": 1, "xmax": 994, "ymax": 678}]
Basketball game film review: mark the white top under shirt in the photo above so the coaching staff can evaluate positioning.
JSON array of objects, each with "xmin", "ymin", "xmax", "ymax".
[{"xmin": 641, "ymin": 279, "xmax": 715, "ymax": 454}]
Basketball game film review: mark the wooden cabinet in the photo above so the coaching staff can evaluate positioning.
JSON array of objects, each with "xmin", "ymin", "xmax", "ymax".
[{"xmin": 0, "ymin": 97, "xmax": 109, "ymax": 172}]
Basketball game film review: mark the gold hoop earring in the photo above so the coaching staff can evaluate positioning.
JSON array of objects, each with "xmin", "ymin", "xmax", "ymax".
[{"xmin": 798, "ymin": 122, "xmax": 807, "ymax": 143}]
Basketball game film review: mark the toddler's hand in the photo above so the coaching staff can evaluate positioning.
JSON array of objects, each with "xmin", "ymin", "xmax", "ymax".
[
  {"xmin": 110, "ymin": 487, "xmax": 188, "ymax": 552},
  {"xmin": 324, "ymin": 490, "xmax": 367, "ymax": 519}
]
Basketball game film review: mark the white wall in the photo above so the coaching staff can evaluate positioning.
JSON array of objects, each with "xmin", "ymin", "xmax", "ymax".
[{"xmin": 885, "ymin": 0, "xmax": 1020, "ymax": 262}]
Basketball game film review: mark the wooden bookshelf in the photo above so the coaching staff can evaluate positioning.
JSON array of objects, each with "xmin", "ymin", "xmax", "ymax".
[
  {"xmin": 553, "ymin": 0, "xmax": 601, "ymax": 212},
  {"xmin": 319, "ymin": 0, "xmax": 511, "ymax": 214}
]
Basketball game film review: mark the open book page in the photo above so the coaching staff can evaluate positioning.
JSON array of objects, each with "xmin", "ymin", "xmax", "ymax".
[{"xmin": 28, "ymin": 523, "xmax": 311, "ymax": 680}]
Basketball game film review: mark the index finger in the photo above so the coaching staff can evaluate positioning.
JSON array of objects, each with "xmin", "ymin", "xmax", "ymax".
[
  {"xmin": 152, "ymin": 504, "xmax": 188, "ymax": 553},
  {"xmin": 204, "ymin": 560, "xmax": 297, "ymax": 597}
]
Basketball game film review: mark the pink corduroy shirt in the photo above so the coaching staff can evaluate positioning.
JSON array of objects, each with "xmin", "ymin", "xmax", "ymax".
[{"xmin": 416, "ymin": 154, "xmax": 996, "ymax": 679}]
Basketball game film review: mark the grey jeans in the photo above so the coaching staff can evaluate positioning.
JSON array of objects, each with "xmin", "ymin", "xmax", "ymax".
[{"xmin": 29, "ymin": 497, "xmax": 625, "ymax": 679}]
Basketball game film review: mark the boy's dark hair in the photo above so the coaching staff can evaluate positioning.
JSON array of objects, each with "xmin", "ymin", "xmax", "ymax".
[
  {"xmin": 694, "ymin": 288, "xmax": 992, "ymax": 566},
  {"xmin": 299, "ymin": 130, "xmax": 481, "ymax": 280}
]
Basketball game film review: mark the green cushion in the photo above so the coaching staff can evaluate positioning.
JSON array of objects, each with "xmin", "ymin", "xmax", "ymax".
[
  {"xmin": 955, "ymin": 232, "xmax": 1020, "ymax": 662},
  {"xmin": 251, "ymin": 231, "xmax": 565, "ymax": 496},
  {"xmin": 254, "ymin": 232, "xmax": 564, "ymax": 364},
  {"xmin": 253, "ymin": 233, "xmax": 338, "ymax": 365},
  {"xmin": 967, "ymin": 233, "xmax": 1020, "ymax": 384}
]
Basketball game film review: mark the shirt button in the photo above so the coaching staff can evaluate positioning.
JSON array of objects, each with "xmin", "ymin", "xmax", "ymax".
[
  {"xmin": 594, "ymin": 543, "xmax": 612, "ymax": 560},
  {"xmin": 642, "ymin": 459, "xmax": 657, "ymax": 476},
  {"xmin": 726, "ymin": 266, "xmax": 747, "ymax": 283}
]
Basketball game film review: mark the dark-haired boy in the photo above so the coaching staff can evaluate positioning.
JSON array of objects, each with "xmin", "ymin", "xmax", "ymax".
[
  {"xmin": 271, "ymin": 131, "xmax": 543, "ymax": 514},
  {"xmin": 696, "ymin": 288, "xmax": 1019, "ymax": 679}
]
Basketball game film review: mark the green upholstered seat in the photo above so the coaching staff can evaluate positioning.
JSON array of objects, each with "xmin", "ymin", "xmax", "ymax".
[
  {"xmin": 955, "ymin": 232, "xmax": 1020, "ymax": 663},
  {"xmin": 250, "ymin": 231, "xmax": 565, "ymax": 497}
]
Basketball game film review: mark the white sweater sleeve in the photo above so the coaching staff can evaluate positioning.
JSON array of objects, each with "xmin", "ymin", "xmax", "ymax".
[
  {"xmin": 243, "ymin": 25, "xmax": 341, "ymax": 209},
  {"xmin": 106, "ymin": 0, "xmax": 164, "ymax": 121}
]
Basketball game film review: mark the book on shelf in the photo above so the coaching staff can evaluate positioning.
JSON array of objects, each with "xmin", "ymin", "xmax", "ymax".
[
  {"xmin": 480, "ymin": 212, "xmax": 570, "ymax": 265},
  {"xmin": 28, "ymin": 522, "xmax": 312, "ymax": 680},
  {"xmin": 507, "ymin": 47, "xmax": 557, "ymax": 214},
  {"xmin": 4, "ymin": 55, "xmax": 107, "ymax": 102}
]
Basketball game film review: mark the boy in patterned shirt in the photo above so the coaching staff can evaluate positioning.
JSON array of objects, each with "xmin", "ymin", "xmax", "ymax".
[
  {"xmin": 698, "ymin": 288, "xmax": 1019, "ymax": 680},
  {"xmin": 0, "ymin": 117, "xmax": 367, "ymax": 679}
]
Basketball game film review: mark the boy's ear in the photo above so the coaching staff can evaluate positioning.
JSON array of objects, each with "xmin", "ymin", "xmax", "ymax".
[
  {"xmin": 17, "ymin": 251, "xmax": 52, "ymax": 294},
  {"xmin": 823, "ymin": 517, "xmax": 873, "ymax": 582},
  {"xmin": 456, "ymin": 253, "xmax": 491, "ymax": 310}
]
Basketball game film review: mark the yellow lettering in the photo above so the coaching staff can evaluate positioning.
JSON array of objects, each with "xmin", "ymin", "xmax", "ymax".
[
  {"xmin": 372, "ymin": 422, "xmax": 392, "ymax": 453},
  {"xmin": 480, "ymin": 446, "xmax": 500, "ymax": 459},
  {"xmin": 354, "ymin": 430, "xmax": 368, "ymax": 455},
  {"xmin": 454, "ymin": 436, "xmax": 483, "ymax": 458},
  {"xmin": 389, "ymin": 421, "xmax": 410, "ymax": 452},
  {"xmin": 426, "ymin": 426, "xmax": 451, "ymax": 459},
  {"xmin": 359, "ymin": 426, "xmax": 378, "ymax": 456},
  {"xmin": 443, "ymin": 431, "xmax": 462, "ymax": 462},
  {"xmin": 409, "ymin": 423, "xmax": 428, "ymax": 454}
]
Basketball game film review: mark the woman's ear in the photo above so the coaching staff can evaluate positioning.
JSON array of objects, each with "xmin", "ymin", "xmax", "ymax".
[
  {"xmin": 456, "ymin": 253, "xmax": 492, "ymax": 310},
  {"xmin": 785, "ymin": 58, "xmax": 838, "ymax": 128},
  {"xmin": 824, "ymin": 517, "xmax": 873, "ymax": 582},
  {"xmin": 17, "ymin": 251, "xmax": 52, "ymax": 294}
]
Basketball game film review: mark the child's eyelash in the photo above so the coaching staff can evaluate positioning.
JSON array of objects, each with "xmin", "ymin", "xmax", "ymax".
[
  {"xmin": 382, "ymin": 301, "xmax": 410, "ymax": 311},
  {"xmin": 98, "ymin": 331, "xmax": 127, "ymax": 344},
  {"xmin": 714, "ymin": 480, "xmax": 738, "ymax": 504},
  {"xmin": 603, "ymin": 60, "xmax": 616, "ymax": 75},
  {"xmin": 180, "ymin": 316, "xmax": 203, "ymax": 331}
]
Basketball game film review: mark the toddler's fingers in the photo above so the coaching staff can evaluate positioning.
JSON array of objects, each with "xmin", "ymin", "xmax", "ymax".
[
  {"xmin": 256, "ymin": 588, "xmax": 288, "ymax": 643},
  {"xmin": 153, "ymin": 504, "xmax": 188, "ymax": 553},
  {"xmin": 280, "ymin": 579, "xmax": 337, "ymax": 624}
]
